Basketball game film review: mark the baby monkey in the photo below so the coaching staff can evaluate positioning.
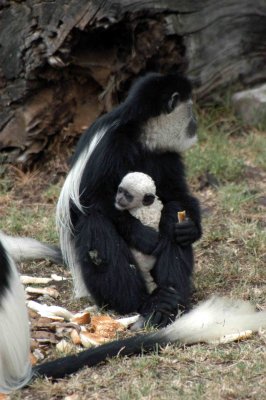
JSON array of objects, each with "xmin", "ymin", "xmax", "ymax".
[{"xmin": 115, "ymin": 172, "xmax": 163, "ymax": 293}]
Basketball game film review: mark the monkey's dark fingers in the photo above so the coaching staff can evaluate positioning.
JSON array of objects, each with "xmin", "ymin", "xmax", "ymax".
[
  {"xmin": 175, "ymin": 221, "xmax": 200, "ymax": 244},
  {"xmin": 143, "ymin": 310, "xmax": 172, "ymax": 328}
]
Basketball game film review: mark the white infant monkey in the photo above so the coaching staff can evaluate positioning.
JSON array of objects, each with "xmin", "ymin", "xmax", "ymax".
[{"xmin": 115, "ymin": 172, "xmax": 163, "ymax": 293}]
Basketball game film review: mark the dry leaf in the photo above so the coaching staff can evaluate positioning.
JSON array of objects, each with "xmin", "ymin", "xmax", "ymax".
[{"xmin": 0, "ymin": 394, "xmax": 9, "ymax": 399}]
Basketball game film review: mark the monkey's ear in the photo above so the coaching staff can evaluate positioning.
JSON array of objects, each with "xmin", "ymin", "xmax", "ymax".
[
  {"xmin": 142, "ymin": 194, "xmax": 155, "ymax": 206},
  {"xmin": 166, "ymin": 92, "xmax": 180, "ymax": 113}
]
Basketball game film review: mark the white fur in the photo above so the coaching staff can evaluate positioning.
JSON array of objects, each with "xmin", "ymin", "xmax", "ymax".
[
  {"xmin": 56, "ymin": 125, "xmax": 116, "ymax": 298},
  {"xmin": 116, "ymin": 172, "xmax": 163, "ymax": 293},
  {"xmin": 0, "ymin": 246, "xmax": 31, "ymax": 393},
  {"xmin": 143, "ymin": 100, "xmax": 197, "ymax": 153},
  {"xmin": 160, "ymin": 296, "xmax": 266, "ymax": 345},
  {"xmin": 0, "ymin": 231, "xmax": 59, "ymax": 263}
]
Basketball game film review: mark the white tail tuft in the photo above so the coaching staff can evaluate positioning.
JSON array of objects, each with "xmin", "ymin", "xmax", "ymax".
[
  {"xmin": 0, "ymin": 231, "xmax": 62, "ymax": 264},
  {"xmin": 163, "ymin": 296, "xmax": 266, "ymax": 344}
]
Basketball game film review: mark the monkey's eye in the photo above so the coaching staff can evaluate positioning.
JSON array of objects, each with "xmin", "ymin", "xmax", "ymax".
[
  {"xmin": 167, "ymin": 92, "xmax": 180, "ymax": 113},
  {"xmin": 118, "ymin": 187, "xmax": 123, "ymax": 194},
  {"xmin": 124, "ymin": 191, "xmax": 133, "ymax": 202}
]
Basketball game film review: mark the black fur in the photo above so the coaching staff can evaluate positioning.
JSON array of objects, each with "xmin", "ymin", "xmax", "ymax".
[
  {"xmin": 33, "ymin": 331, "xmax": 167, "ymax": 380},
  {"xmin": 67, "ymin": 72, "xmax": 201, "ymax": 326},
  {"xmin": 0, "ymin": 241, "xmax": 10, "ymax": 301}
]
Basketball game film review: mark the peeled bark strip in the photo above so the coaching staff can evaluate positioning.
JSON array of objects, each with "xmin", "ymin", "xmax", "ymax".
[{"xmin": 0, "ymin": 0, "xmax": 265, "ymax": 164}]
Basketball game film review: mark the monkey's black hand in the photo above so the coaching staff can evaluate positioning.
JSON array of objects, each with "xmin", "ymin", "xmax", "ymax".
[
  {"xmin": 139, "ymin": 287, "xmax": 182, "ymax": 328},
  {"xmin": 174, "ymin": 219, "xmax": 201, "ymax": 246}
]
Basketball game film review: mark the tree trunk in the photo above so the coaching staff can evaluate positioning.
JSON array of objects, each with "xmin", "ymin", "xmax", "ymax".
[{"xmin": 0, "ymin": 0, "xmax": 265, "ymax": 164}]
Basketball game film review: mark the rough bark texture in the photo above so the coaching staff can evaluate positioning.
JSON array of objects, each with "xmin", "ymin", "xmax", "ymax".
[{"xmin": 0, "ymin": 0, "xmax": 265, "ymax": 165}]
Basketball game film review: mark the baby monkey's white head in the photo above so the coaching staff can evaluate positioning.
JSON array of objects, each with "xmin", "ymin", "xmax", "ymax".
[{"xmin": 115, "ymin": 172, "xmax": 156, "ymax": 211}]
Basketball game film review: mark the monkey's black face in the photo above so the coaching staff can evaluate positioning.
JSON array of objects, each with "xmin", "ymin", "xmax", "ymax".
[{"xmin": 115, "ymin": 187, "xmax": 134, "ymax": 210}]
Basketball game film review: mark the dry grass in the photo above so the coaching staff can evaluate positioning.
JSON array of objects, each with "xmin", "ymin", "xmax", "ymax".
[{"xmin": 1, "ymin": 98, "xmax": 265, "ymax": 400}]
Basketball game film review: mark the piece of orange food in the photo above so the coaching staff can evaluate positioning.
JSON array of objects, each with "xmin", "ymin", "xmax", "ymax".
[{"xmin": 177, "ymin": 210, "xmax": 186, "ymax": 223}]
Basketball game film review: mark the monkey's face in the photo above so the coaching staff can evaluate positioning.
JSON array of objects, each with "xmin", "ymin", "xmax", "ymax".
[
  {"xmin": 115, "ymin": 186, "xmax": 155, "ymax": 211},
  {"xmin": 142, "ymin": 94, "xmax": 197, "ymax": 153},
  {"xmin": 115, "ymin": 186, "xmax": 135, "ymax": 210}
]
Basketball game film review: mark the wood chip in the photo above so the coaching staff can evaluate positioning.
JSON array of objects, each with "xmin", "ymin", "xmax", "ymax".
[{"xmin": 26, "ymin": 286, "xmax": 60, "ymax": 298}]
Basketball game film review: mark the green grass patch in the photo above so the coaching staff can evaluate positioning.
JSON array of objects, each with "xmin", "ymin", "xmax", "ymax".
[{"xmin": 218, "ymin": 183, "xmax": 259, "ymax": 213}]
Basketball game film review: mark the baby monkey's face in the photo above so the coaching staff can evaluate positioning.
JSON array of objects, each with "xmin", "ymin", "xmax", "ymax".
[{"xmin": 115, "ymin": 186, "xmax": 155, "ymax": 211}]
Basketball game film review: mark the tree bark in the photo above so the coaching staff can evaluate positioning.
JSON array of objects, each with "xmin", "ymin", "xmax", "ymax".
[{"xmin": 0, "ymin": 0, "xmax": 265, "ymax": 164}]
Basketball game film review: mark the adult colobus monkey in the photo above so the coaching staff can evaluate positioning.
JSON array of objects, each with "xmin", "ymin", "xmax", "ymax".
[
  {"xmin": 57, "ymin": 72, "xmax": 200, "ymax": 327},
  {"xmin": 0, "ymin": 231, "xmax": 62, "ymax": 393}
]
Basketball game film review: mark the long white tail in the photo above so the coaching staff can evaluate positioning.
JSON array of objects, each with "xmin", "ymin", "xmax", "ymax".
[
  {"xmin": 33, "ymin": 296, "xmax": 266, "ymax": 380},
  {"xmin": 0, "ymin": 231, "xmax": 63, "ymax": 264},
  {"xmin": 0, "ymin": 242, "xmax": 32, "ymax": 393},
  {"xmin": 162, "ymin": 296, "xmax": 266, "ymax": 344}
]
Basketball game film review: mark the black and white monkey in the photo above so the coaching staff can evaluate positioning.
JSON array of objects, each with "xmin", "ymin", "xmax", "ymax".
[
  {"xmin": 115, "ymin": 172, "xmax": 163, "ymax": 294},
  {"xmin": 57, "ymin": 72, "xmax": 200, "ymax": 327},
  {"xmin": 1, "ymin": 73, "xmax": 266, "ymax": 390},
  {"xmin": 0, "ymin": 230, "xmax": 62, "ymax": 393}
]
